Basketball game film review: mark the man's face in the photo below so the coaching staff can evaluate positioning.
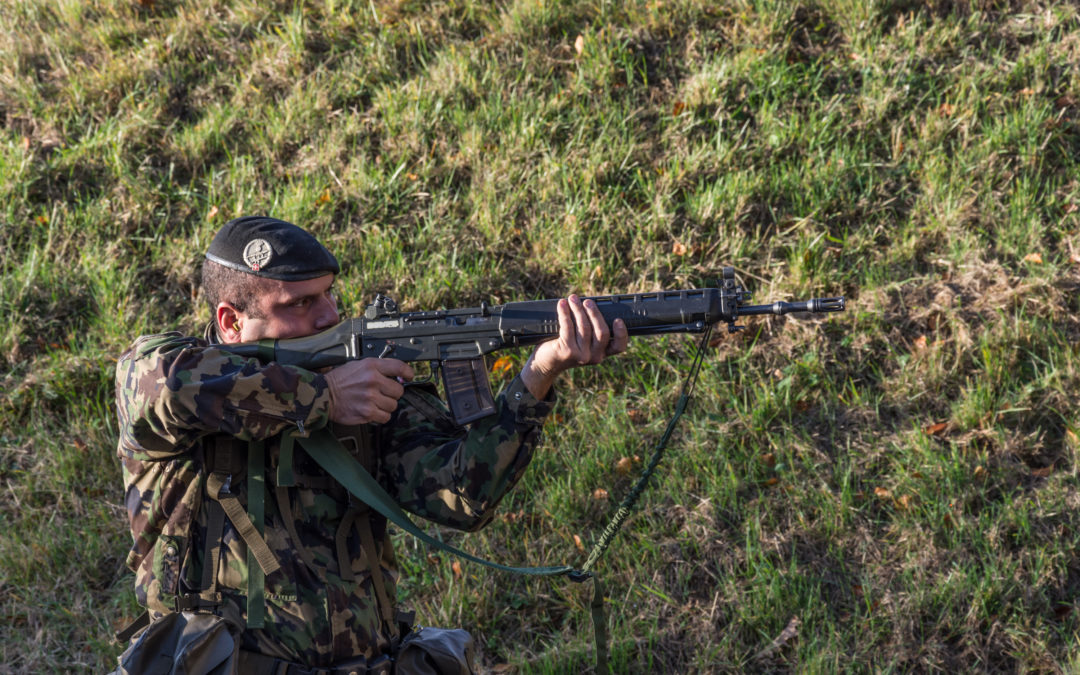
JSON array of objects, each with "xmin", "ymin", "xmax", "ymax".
[{"xmin": 233, "ymin": 273, "xmax": 340, "ymax": 341}]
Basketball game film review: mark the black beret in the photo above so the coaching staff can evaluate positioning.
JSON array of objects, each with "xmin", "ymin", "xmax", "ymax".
[{"xmin": 205, "ymin": 216, "xmax": 340, "ymax": 281}]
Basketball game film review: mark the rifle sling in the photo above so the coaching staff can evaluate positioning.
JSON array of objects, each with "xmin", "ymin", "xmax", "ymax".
[{"xmin": 296, "ymin": 431, "xmax": 577, "ymax": 579}]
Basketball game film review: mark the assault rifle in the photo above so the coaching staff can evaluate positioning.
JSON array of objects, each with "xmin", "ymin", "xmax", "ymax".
[{"xmin": 228, "ymin": 268, "xmax": 844, "ymax": 425}]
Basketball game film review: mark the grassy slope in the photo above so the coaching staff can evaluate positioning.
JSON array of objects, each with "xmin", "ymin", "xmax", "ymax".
[{"xmin": 1, "ymin": 0, "xmax": 1079, "ymax": 671}]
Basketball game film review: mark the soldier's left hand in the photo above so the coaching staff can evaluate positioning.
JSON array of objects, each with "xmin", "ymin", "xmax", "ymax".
[{"xmin": 521, "ymin": 294, "xmax": 629, "ymax": 399}]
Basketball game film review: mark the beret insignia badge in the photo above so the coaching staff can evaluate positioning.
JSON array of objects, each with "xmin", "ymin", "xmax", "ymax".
[{"xmin": 243, "ymin": 238, "xmax": 273, "ymax": 272}]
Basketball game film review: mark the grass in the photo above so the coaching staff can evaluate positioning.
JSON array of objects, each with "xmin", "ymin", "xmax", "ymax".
[{"xmin": 2, "ymin": 0, "xmax": 1080, "ymax": 671}]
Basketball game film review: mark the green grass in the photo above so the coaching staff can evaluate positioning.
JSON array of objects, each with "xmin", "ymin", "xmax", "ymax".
[{"xmin": 2, "ymin": 0, "xmax": 1080, "ymax": 671}]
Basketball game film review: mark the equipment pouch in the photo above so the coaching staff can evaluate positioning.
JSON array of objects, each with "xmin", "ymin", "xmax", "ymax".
[
  {"xmin": 394, "ymin": 626, "xmax": 476, "ymax": 675},
  {"xmin": 110, "ymin": 611, "xmax": 240, "ymax": 675}
]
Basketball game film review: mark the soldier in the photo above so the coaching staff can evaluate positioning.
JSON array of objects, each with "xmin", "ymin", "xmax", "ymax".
[{"xmin": 114, "ymin": 216, "xmax": 628, "ymax": 673}]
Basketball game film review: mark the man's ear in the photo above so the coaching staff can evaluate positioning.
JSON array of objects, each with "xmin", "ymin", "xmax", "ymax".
[{"xmin": 216, "ymin": 303, "xmax": 244, "ymax": 344}]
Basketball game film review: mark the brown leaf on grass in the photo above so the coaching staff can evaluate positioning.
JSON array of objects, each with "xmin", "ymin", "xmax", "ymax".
[
  {"xmin": 451, "ymin": 561, "xmax": 462, "ymax": 578},
  {"xmin": 573, "ymin": 534, "xmax": 585, "ymax": 551},
  {"xmin": 592, "ymin": 488, "xmax": 609, "ymax": 501},
  {"xmin": 136, "ymin": 0, "xmax": 154, "ymax": 7},
  {"xmin": 1031, "ymin": 465, "xmax": 1054, "ymax": 478},
  {"xmin": 1023, "ymin": 252, "xmax": 1044, "ymax": 264},
  {"xmin": 924, "ymin": 422, "xmax": 948, "ymax": 436},
  {"xmin": 672, "ymin": 101, "xmax": 686, "ymax": 116},
  {"xmin": 73, "ymin": 438, "xmax": 87, "ymax": 452},
  {"xmin": 672, "ymin": 241, "xmax": 688, "ymax": 256},
  {"xmin": 939, "ymin": 102, "xmax": 956, "ymax": 116},
  {"xmin": 427, "ymin": 553, "xmax": 439, "ymax": 565},
  {"xmin": 913, "ymin": 335, "xmax": 928, "ymax": 351},
  {"xmin": 874, "ymin": 487, "xmax": 892, "ymax": 499},
  {"xmin": 207, "ymin": 205, "xmax": 219, "ymax": 220},
  {"xmin": 762, "ymin": 477, "xmax": 779, "ymax": 487},
  {"xmin": 761, "ymin": 453, "xmax": 776, "ymax": 467},
  {"xmin": 1065, "ymin": 203, "xmax": 1079, "ymax": 215},
  {"xmin": 316, "ymin": 189, "xmax": 331, "ymax": 205},
  {"xmin": 627, "ymin": 409, "xmax": 647, "ymax": 425},
  {"xmin": 895, "ymin": 494, "xmax": 912, "ymax": 510},
  {"xmin": 615, "ymin": 457, "xmax": 634, "ymax": 475},
  {"xmin": 574, "ymin": 35, "xmax": 585, "ymax": 55},
  {"xmin": 1020, "ymin": 88, "xmax": 1035, "ymax": 97},
  {"xmin": 754, "ymin": 616, "xmax": 801, "ymax": 661}
]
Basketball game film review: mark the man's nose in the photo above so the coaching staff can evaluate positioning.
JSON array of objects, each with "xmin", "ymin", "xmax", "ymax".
[{"xmin": 315, "ymin": 293, "xmax": 340, "ymax": 328}]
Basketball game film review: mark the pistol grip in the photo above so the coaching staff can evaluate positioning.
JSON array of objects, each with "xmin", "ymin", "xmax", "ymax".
[{"xmin": 441, "ymin": 358, "xmax": 497, "ymax": 425}]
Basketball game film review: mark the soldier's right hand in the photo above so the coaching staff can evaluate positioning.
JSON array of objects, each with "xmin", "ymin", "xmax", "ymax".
[{"xmin": 324, "ymin": 358, "xmax": 415, "ymax": 425}]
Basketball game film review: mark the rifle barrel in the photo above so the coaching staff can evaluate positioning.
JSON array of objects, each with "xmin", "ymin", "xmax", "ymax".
[{"xmin": 737, "ymin": 297, "xmax": 845, "ymax": 316}]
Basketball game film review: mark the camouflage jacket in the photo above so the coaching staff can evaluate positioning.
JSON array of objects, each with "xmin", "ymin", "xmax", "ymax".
[{"xmin": 115, "ymin": 330, "xmax": 554, "ymax": 667}]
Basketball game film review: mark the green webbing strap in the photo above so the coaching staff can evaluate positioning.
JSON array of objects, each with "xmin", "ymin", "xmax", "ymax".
[
  {"xmin": 247, "ymin": 438, "xmax": 267, "ymax": 629},
  {"xmin": 296, "ymin": 432, "xmax": 578, "ymax": 578}
]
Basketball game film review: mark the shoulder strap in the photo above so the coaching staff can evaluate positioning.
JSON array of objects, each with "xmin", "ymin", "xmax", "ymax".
[{"xmin": 296, "ymin": 429, "xmax": 578, "ymax": 578}]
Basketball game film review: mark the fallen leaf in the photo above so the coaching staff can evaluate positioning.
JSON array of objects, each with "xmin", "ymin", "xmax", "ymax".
[
  {"xmin": 794, "ymin": 399, "xmax": 811, "ymax": 412},
  {"xmin": 21, "ymin": 137, "xmax": 30, "ymax": 150},
  {"xmin": 672, "ymin": 101, "xmax": 686, "ymax": 116},
  {"xmin": 943, "ymin": 513, "xmax": 953, "ymax": 529},
  {"xmin": 427, "ymin": 553, "xmax": 440, "ymax": 565},
  {"xmin": 627, "ymin": 409, "xmax": 647, "ymax": 425},
  {"xmin": 316, "ymin": 189, "xmax": 331, "ymax": 205},
  {"xmin": 672, "ymin": 241, "xmax": 688, "ymax": 256},
  {"xmin": 451, "ymin": 561, "xmax": 462, "ymax": 578},
  {"xmin": 753, "ymin": 616, "xmax": 800, "ymax": 661},
  {"xmin": 924, "ymin": 422, "xmax": 948, "ymax": 436},
  {"xmin": 939, "ymin": 102, "xmax": 956, "ymax": 116},
  {"xmin": 1023, "ymin": 252, "xmax": 1044, "ymax": 264},
  {"xmin": 574, "ymin": 34, "xmax": 585, "ymax": 55},
  {"xmin": 973, "ymin": 465, "xmax": 987, "ymax": 479},
  {"xmin": 762, "ymin": 477, "xmax": 779, "ymax": 487},
  {"xmin": 73, "ymin": 438, "xmax": 88, "ymax": 452},
  {"xmin": 895, "ymin": 494, "xmax": 911, "ymax": 510},
  {"xmin": 615, "ymin": 457, "xmax": 634, "ymax": 475},
  {"xmin": 1065, "ymin": 204, "xmax": 1079, "ymax": 215},
  {"xmin": 592, "ymin": 488, "xmax": 609, "ymax": 501},
  {"xmin": 761, "ymin": 453, "xmax": 776, "ymax": 467},
  {"xmin": 491, "ymin": 356, "xmax": 514, "ymax": 374},
  {"xmin": 573, "ymin": 534, "xmax": 585, "ymax": 551},
  {"xmin": 406, "ymin": 173, "xmax": 419, "ymax": 181},
  {"xmin": 1066, "ymin": 429, "xmax": 1078, "ymax": 447},
  {"xmin": 913, "ymin": 335, "xmax": 928, "ymax": 351},
  {"xmin": 912, "ymin": 471, "xmax": 924, "ymax": 479},
  {"xmin": 1020, "ymin": 87, "xmax": 1035, "ymax": 96},
  {"xmin": 874, "ymin": 487, "xmax": 892, "ymax": 499},
  {"xmin": 207, "ymin": 205, "xmax": 219, "ymax": 220},
  {"xmin": 1031, "ymin": 465, "xmax": 1053, "ymax": 478}
]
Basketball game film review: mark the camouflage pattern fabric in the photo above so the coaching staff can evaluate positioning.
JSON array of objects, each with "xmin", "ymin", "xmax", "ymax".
[{"xmin": 116, "ymin": 331, "xmax": 554, "ymax": 667}]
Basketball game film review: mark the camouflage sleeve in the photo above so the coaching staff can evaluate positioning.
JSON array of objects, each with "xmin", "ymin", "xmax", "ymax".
[
  {"xmin": 375, "ymin": 375, "xmax": 555, "ymax": 532},
  {"xmin": 115, "ymin": 332, "xmax": 331, "ymax": 461}
]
